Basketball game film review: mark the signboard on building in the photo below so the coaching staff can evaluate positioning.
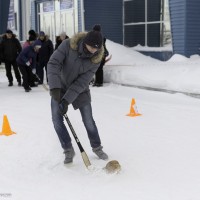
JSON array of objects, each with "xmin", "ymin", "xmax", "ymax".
[
  {"xmin": 60, "ymin": 0, "xmax": 73, "ymax": 10},
  {"xmin": 43, "ymin": 2, "xmax": 54, "ymax": 12}
]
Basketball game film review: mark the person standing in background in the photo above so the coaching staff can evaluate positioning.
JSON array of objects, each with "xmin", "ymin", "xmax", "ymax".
[
  {"xmin": 22, "ymin": 30, "xmax": 40, "ymax": 86},
  {"xmin": 93, "ymin": 37, "xmax": 109, "ymax": 87},
  {"xmin": 37, "ymin": 31, "xmax": 54, "ymax": 84},
  {"xmin": 0, "ymin": 30, "xmax": 22, "ymax": 86},
  {"xmin": 23, "ymin": 29, "xmax": 37, "ymax": 49},
  {"xmin": 17, "ymin": 40, "xmax": 41, "ymax": 92},
  {"xmin": 28, "ymin": 30, "xmax": 37, "ymax": 40},
  {"xmin": 55, "ymin": 32, "xmax": 69, "ymax": 50},
  {"xmin": 23, "ymin": 35, "xmax": 36, "ymax": 49}
]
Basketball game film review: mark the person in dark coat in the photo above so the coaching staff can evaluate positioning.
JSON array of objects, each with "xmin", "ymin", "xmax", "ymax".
[
  {"xmin": 93, "ymin": 37, "xmax": 109, "ymax": 87},
  {"xmin": 1, "ymin": 30, "xmax": 22, "ymax": 86},
  {"xmin": 28, "ymin": 29, "xmax": 37, "ymax": 40},
  {"xmin": 17, "ymin": 40, "xmax": 41, "ymax": 92},
  {"xmin": 55, "ymin": 32, "xmax": 69, "ymax": 50},
  {"xmin": 36, "ymin": 31, "xmax": 54, "ymax": 84},
  {"xmin": 23, "ymin": 30, "xmax": 37, "ymax": 49},
  {"xmin": 23, "ymin": 35, "xmax": 36, "ymax": 49},
  {"xmin": 47, "ymin": 24, "xmax": 108, "ymax": 164},
  {"xmin": 23, "ymin": 30, "xmax": 40, "ymax": 85}
]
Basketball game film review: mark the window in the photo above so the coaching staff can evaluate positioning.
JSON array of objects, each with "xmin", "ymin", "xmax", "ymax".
[{"xmin": 123, "ymin": 0, "xmax": 171, "ymax": 47}]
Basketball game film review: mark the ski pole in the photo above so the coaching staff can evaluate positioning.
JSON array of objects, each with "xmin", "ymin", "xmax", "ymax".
[{"xmin": 63, "ymin": 113, "xmax": 92, "ymax": 169}]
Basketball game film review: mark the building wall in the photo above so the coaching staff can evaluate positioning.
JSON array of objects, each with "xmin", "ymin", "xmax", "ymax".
[
  {"xmin": 84, "ymin": 0, "xmax": 123, "ymax": 44},
  {"xmin": 169, "ymin": 0, "xmax": 186, "ymax": 55},
  {"xmin": 0, "ymin": 0, "xmax": 10, "ymax": 34},
  {"xmin": 3, "ymin": 0, "xmax": 200, "ymax": 57},
  {"xmin": 185, "ymin": 1, "xmax": 200, "ymax": 56},
  {"xmin": 169, "ymin": 0, "xmax": 200, "ymax": 57}
]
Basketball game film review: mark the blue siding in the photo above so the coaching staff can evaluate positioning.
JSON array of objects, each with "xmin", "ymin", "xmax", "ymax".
[
  {"xmin": 169, "ymin": 0, "xmax": 200, "ymax": 57},
  {"xmin": 185, "ymin": 1, "xmax": 200, "ymax": 56},
  {"xmin": 84, "ymin": 0, "xmax": 123, "ymax": 44},
  {"xmin": 169, "ymin": 0, "xmax": 186, "ymax": 55},
  {"xmin": 0, "ymin": 0, "xmax": 10, "ymax": 34}
]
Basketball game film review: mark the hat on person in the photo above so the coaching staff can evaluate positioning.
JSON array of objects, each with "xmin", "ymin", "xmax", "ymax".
[
  {"xmin": 29, "ymin": 29, "xmax": 36, "ymax": 36},
  {"xmin": 6, "ymin": 29, "xmax": 13, "ymax": 34},
  {"xmin": 28, "ymin": 35, "xmax": 36, "ymax": 42},
  {"xmin": 83, "ymin": 24, "xmax": 103, "ymax": 49},
  {"xmin": 28, "ymin": 29, "xmax": 37, "ymax": 39},
  {"xmin": 32, "ymin": 39, "xmax": 42, "ymax": 48},
  {"xmin": 60, "ymin": 31, "xmax": 66, "ymax": 37},
  {"xmin": 39, "ymin": 31, "xmax": 45, "ymax": 36}
]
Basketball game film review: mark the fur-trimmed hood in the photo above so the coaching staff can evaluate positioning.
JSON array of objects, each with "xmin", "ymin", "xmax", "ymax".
[
  {"xmin": 2, "ymin": 34, "xmax": 17, "ymax": 40},
  {"xmin": 69, "ymin": 32, "xmax": 104, "ymax": 64}
]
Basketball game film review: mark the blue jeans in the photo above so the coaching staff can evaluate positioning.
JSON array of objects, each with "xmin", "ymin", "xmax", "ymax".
[{"xmin": 51, "ymin": 98, "xmax": 101, "ymax": 150}]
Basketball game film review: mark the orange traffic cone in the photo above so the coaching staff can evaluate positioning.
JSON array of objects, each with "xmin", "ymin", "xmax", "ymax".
[
  {"xmin": 126, "ymin": 98, "xmax": 142, "ymax": 117},
  {"xmin": 0, "ymin": 115, "xmax": 16, "ymax": 136}
]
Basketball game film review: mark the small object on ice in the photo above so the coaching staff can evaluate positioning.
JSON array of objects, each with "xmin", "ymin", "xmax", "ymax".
[{"xmin": 104, "ymin": 160, "xmax": 121, "ymax": 174}]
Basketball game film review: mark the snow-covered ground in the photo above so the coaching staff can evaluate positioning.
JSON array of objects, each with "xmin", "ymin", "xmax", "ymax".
[{"xmin": 1, "ymin": 40, "xmax": 200, "ymax": 200}]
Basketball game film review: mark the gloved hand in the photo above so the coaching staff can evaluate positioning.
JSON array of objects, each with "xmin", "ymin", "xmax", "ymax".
[
  {"xmin": 59, "ymin": 99, "xmax": 69, "ymax": 115},
  {"xmin": 26, "ymin": 61, "xmax": 31, "ymax": 66},
  {"xmin": 50, "ymin": 88, "xmax": 61, "ymax": 102}
]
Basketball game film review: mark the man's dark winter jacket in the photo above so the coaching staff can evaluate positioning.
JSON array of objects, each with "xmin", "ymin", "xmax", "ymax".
[
  {"xmin": 38, "ymin": 38, "xmax": 54, "ymax": 63},
  {"xmin": 47, "ymin": 32, "xmax": 104, "ymax": 109},
  {"xmin": 1, "ymin": 35, "xmax": 22, "ymax": 62}
]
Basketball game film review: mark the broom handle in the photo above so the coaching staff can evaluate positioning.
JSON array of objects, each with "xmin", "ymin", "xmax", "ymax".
[{"xmin": 63, "ymin": 114, "xmax": 92, "ymax": 168}]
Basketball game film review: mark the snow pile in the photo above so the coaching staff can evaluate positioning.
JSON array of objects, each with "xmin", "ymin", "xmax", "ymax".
[{"xmin": 105, "ymin": 40, "xmax": 200, "ymax": 94}]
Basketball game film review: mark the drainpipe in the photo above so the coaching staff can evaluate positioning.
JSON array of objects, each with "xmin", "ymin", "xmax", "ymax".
[
  {"xmin": 18, "ymin": 0, "xmax": 23, "ymax": 40},
  {"xmin": 81, "ymin": 0, "xmax": 85, "ymax": 31}
]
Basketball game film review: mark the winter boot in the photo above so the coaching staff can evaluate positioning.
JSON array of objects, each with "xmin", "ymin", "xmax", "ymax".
[
  {"xmin": 92, "ymin": 146, "xmax": 108, "ymax": 160},
  {"xmin": 92, "ymin": 83, "xmax": 103, "ymax": 87},
  {"xmin": 25, "ymin": 87, "xmax": 32, "ymax": 92},
  {"xmin": 64, "ymin": 147, "xmax": 75, "ymax": 164},
  {"xmin": 8, "ymin": 82, "xmax": 13, "ymax": 86}
]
